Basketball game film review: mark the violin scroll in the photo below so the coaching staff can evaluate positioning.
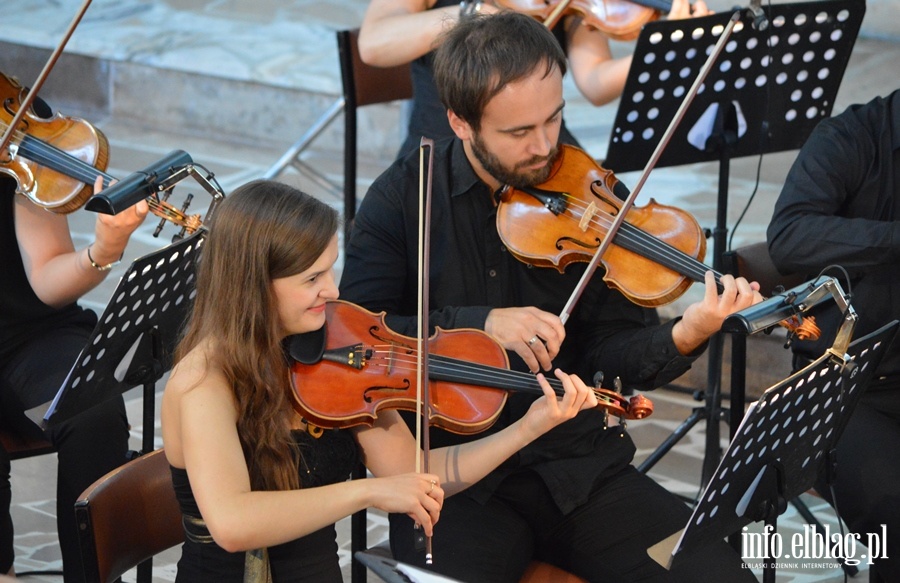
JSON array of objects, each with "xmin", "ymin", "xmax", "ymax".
[{"xmin": 781, "ymin": 314, "xmax": 820, "ymax": 342}]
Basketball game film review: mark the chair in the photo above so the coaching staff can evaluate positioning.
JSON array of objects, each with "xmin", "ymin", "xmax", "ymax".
[
  {"xmin": 722, "ymin": 240, "xmax": 806, "ymax": 298},
  {"xmin": 74, "ymin": 448, "xmax": 183, "ymax": 583},
  {"xmin": 0, "ymin": 427, "xmax": 54, "ymax": 461},
  {"xmin": 264, "ymin": 28, "xmax": 413, "ymax": 245},
  {"xmin": 337, "ymin": 28, "xmax": 413, "ymax": 242},
  {"xmin": 1, "ymin": 426, "xmax": 60, "ymax": 578}
]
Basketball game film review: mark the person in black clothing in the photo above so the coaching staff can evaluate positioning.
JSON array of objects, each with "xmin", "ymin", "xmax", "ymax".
[
  {"xmin": 358, "ymin": 0, "xmax": 709, "ymax": 158},
  {"xmin": 0, "ymin": 173, "xmax": 147, "ymax": 581},
  {"xmin": 159, "ymin": 179, "xmax": 597, "ymax": 582},
  {"xmin": 767, "ymin": 89, "xmax": 900, "ymax": 583},
  {"xmin": 341, "ymin": 12, "xmax": 761, "ymax": 582}
]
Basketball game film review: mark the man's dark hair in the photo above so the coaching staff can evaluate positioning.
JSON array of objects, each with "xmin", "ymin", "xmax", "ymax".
[{"xmin": 433, "ymin": 11, "xmax": 567, "ymax": 131}]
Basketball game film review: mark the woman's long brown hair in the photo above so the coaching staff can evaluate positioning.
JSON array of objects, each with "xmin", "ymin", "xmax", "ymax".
[{"xmin": 176, "ymin": 180, "xmax": 339, "ymax": 491}]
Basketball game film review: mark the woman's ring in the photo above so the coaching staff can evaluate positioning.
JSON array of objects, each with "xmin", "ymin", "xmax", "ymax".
[
  {"xmin": 429, "ymin": 480, "xmax": 436, "ymax": 494},
  {"xmin": 527, "ymin": 336, "xmax": 539, "ymax": 346}
]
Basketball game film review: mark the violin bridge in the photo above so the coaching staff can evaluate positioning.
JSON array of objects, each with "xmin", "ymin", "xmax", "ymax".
[{"xmin": 579, "ymin": 201, "xmax": 598, "ymax": 232}]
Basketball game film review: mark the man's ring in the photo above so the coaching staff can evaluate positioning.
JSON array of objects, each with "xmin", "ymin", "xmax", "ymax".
[
  {"xmin": 527, "ymin": 336, "xmax": 539, "ymax": 346},
  {"xmin": 429, "ymin": 480, "xmax": 436, "ymax": 494}
]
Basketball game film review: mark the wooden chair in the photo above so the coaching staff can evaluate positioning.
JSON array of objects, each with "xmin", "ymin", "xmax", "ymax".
[
  {"xmin": 1, "ymin": 426, "xmax": 59, "ymax": 578},
  {"xmin": 521, "ymin": 561, "xmax": 588, "ymax": 582},
  {"xmin": 0, "ymin": 427, "xmax": 54, "ymax": 461},
  {"xmin": 722, "ymin": 240, "xmax": 806, "ymax": 298},
  {"xmin": 74, "ymin": 448, "xmax": 183, "ymax": 583},
  {"xmin": 337, "ymin": 27, "xmax": 413, "ymax": 243}
]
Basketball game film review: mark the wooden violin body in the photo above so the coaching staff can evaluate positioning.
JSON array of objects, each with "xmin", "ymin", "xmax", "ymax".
[
  {"xmin": 495, "ymin": 0, "xmax": 670, "ymax": 40},
  {"xmin": 497, "ymin": 145, "xmax": 820, "ymax": 339},
  {"xmin": 1, "ymin": 72, "xmax": 109, "ymax": 214},
  {"xmin": 499, "ymin": 144, "xmax": 706, "ymax": 308},
  {"xmin": 289, "ymin": 300, "xmax": 653, "ymax": 434}
]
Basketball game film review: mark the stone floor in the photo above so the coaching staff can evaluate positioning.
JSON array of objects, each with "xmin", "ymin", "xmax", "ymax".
[{"xmin": 2, "ymin": 0, "xmax": 899, "ymax": 581}]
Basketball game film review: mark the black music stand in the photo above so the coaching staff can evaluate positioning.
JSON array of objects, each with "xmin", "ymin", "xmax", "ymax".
[
  {"xmin": 40, "ymin": 230, "xmax": 206, "ymax": 456},
  {"xmin": 647, "ymin": 320, "xmax": 898, "ymax": 583},
  {"xmin": 616, "ymin": 0, "xmax": 865, "ymax": 484}
]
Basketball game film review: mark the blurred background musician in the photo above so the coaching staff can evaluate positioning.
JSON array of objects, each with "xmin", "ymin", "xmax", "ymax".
[
  {"xmin": 357, "ymin": 0, "xmax": 710, "ymax": 159},
  {"xmin": 1, "ymin": 162, "xmax": 147, "ymax": 580},
  {"xmin": 767, "ymin": 88, "xmax": 900, "ymax": 583}
]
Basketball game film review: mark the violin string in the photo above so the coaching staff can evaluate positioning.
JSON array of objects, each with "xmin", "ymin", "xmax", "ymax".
[
  {"xmin": 560, "ymin": 193, "xmax": 710, "ymax": 280},
  {"xmin": 1, "ymin": 121, "xmax": 113, "ymax": 186},
  {"xmin": 552, "ymin": 195, "xmax": 819, "ymax": 333},
  {"xmin": 20, "ymin": 135, "xmax": 112, "ymax": 185},
  {"xmin": 360, "ymin": 346, "xmax": 628, "ymax": 410},
  {"xmin": 559, "ymin": 193, "xmax": 726, "ymax": 288},
  {"xmin": 4, "ymin": 121, "xmax": 199, "ymax": 230},
  {"xmin": 369, "ymin": 349, "xmax": 558, "ymax": 394}
]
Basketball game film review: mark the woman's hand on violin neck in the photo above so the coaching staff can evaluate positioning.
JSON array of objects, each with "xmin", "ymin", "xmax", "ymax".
[
  {"xmin": 673, "ymin": 271, "xmax": 763, "ymax": 355},
  {"xmin": 367, "ymin": 473, "xmax": 444, "ymax": 537},
  {"xmin": 485, "ymin": 306, "xmax": 566, "ymax": 373},
  {"xmin": 521, "ymin": 369, "xmax": 599, "ymax": 438},
  {"xmin": 668, "ymin": 0, "xmax": 711, "ymax": 20},
  {"xmin": 91, "ymin": 175, "xmax": 150, "ymax": 264}
]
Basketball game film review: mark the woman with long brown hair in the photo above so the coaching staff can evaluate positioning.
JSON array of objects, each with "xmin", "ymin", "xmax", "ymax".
[{"xmin": 160, "ymin": 179, "xmax": 597, "ymax": 581}]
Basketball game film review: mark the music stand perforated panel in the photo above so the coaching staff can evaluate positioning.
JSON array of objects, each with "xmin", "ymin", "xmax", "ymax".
[
  {"xmin": 661, "ymin": 320, "xmax": 898, "ymax": 565},
  {"xmin": 605, "ymin": 0, "xmax": 864, "ymax": 172},
  {"xmin": 43, "ymin": 231, "xmax": 205, "ymax": 427}
]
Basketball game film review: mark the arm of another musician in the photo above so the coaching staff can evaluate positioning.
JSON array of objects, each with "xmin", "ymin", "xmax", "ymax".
[
  {"xmin": 565, "ymin": 0, "xmax": 710, "ymax": 107},
  {"xmin": 359, "ymin": 0, "xmax": 499, "ymax": 67},
  {"xmin": 767, "ymin": 108, "xmax": 900, "ymax": 276},
  {"xmin": 13, "ymin": 177, "xmax": 148, "ymax": 308}
]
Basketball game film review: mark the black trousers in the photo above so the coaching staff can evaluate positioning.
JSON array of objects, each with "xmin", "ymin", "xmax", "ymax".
[
  {"xmin": 1, "ymin": 317, "xmax": 129, "ymax": 581},
  {"xmin": 391, "ymin": 465, "xmax": 757, "ymax": 583},
  {"xmin": 815, "ymin": 391, "xmax": 900, "ymax": 583}
]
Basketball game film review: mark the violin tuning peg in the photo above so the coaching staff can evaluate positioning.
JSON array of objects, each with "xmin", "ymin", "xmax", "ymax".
[
  {"xmin": 613, "ymin": 376, "xmax": 623, "ymax": 394},
  {"xmin": 592, "ymin": 371, "xmax": 604, "ymax": 389}
]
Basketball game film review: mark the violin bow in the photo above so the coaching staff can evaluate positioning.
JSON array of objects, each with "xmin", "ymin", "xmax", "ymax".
[
  {"xmin": 0, "ymin": 0, "xmax": 94, "ymax": 161},
  {"xmin": 559, "ymin": 9, "xmax": 743, "ymax": 324},
  {"xmin": 416, "ymin": 136, "xmax": 436, "ymax": 564}
]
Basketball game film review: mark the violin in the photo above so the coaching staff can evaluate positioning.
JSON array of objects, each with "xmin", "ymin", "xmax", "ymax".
[
  {"xmin": 288, "ymin": 300, "xmax": 653, "ymax": 434},
  {"xmin": 1, "ymin": 72, "xmax": 203, "ymax": 235},
  {"xmin": 1, "ymin": 72, "xmax": 108, "ymax": 214},
  {"xmin": 497, "ymin": 144, "xmax": 820, "ymax": 339},
  {"xmin": 494, "ymin": 0, "xmax": 672, "ymax": 41}
]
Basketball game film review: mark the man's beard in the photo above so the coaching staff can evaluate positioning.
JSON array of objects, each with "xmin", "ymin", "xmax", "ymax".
[{"xmin": 470, "ymin": 131, "xmax": 559, "ymax": 189}]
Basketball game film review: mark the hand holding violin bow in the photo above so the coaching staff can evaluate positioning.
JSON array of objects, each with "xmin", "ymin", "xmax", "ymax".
[{"xmin": 485, "ymin": 306, "xmax": 567, "ymax": 373}]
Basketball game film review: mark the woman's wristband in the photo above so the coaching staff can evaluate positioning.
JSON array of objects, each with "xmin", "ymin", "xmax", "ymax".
[{"xmin": 87, "ymin": 245, "xmax": 123, "ymax": 272}]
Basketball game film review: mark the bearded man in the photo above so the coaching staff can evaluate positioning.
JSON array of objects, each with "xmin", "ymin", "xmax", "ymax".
[{"xmin": 340, "ymin": 11, "xmax": 760, "ymax": 583}]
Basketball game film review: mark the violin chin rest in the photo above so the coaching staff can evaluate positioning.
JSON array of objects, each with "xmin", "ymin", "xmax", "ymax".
[{"xmin": 287, "ymin": 326, "xmax": 327, "ymax": 364}]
